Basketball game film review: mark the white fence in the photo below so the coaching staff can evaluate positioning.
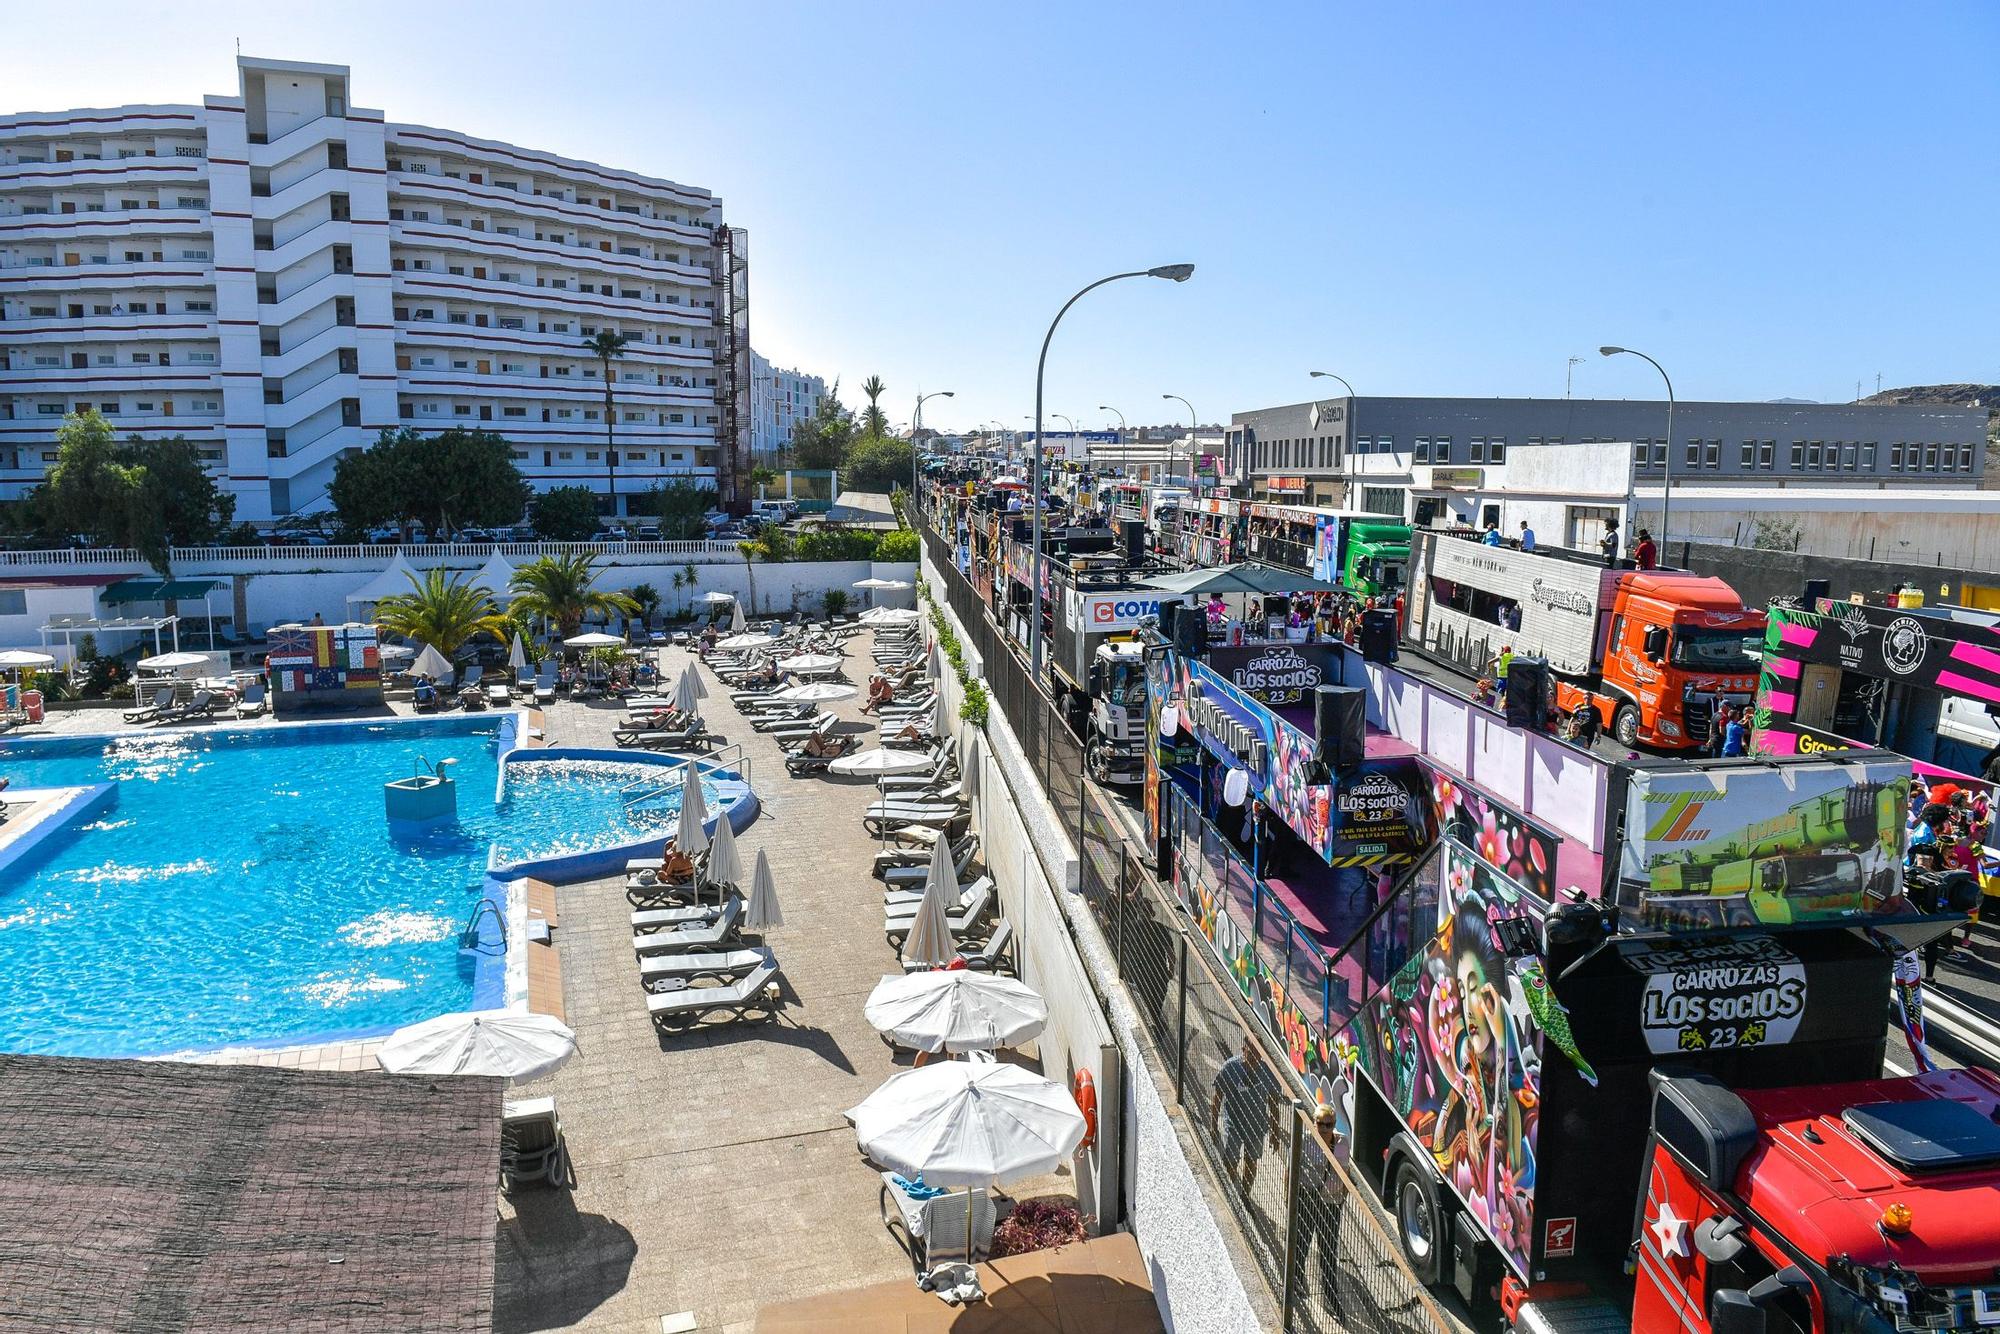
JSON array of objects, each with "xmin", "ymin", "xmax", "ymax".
[{"xmin": 0, "ymin": 539, "xmax": 746, "ymax": 574}]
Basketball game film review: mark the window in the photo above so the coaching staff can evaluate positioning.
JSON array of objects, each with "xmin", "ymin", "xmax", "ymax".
[
  {"xmin": 135, "ymin": 401, "xmax": 154, "ymax": 412},
  {"xmin": 502, "ymin": 406, "xmax": 526, "ymax": 418},
  {"xmin": 1704, "ymin": 440, "xmax": 1720, "ymax": 468},
  {"xmin": 191, "ymin": 398, "xmax": 218, "ymax": 411},
  {"xmin": 1960, "ymin": 444, "xmax": 1974, "ymax": 471},
  {"xmin": 1759, "ymin": 441, "xmax": 1775, "ymax": 469},
  {"xmin": 1740, "ymin": 440, "xmax": 1756, "ymax": 467},
  {"xmin": 188, "ymin": 351, "xmax": 216, "ymax": 364},
  {"xmin": 1488, "ymin": 437, "xmax": 1504, "ymax": 464},
  {"xmin": 1925, "ymin": 443, "xmax": 1940, "ymax": 471},
  {"xmin": 1685, "ymin": 439, "xmax": 1701, "ymax": 467},
  {"xmin": 1414, "ymin": 437, "xmax": 1431, "ymax": 463},
  {"xmin": 1807, "ymin": 442, "xmax": 1823, "ymax": 469},
  {"xmin": 185, "ymin": 299, "xmax": 212, "ymax": 313},
  {"xmin": 1651, "ymin": 441, "xmax": 1667, "ymax": 467},
  {"xmin": 1841, "ymin": 443, "xmax": 1858, "ymax": 471},
  {"xmin": 1890, "ymin": 442, "xmax": 1904, "ymax": 471},
  {"xmin": 1791, "ymin": 441, "xmax": 1806, "ymax": 469},
  {"xmin": 1632, "ymin": 442, "xmax": 1652, "ymax": 469},
  {"xmin": 1470, "ymin": 438, "xmax": 1486, "ymax": 464},
  {"xmin": 1434, "ymin": 436, "xmax": 1452, "ymax": 463},
  {"xmin": 37, "ymin": 403, "xmax": 63, "ymax": 415}
]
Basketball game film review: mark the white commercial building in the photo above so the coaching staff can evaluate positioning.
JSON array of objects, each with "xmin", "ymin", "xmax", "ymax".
[
  {"xmin": 749, "ymin": 350, "xmax": 824, "ymax": 458},
  {"xmin": 0, "ymin": 55, "xmax": 751, "ymax": 525}
]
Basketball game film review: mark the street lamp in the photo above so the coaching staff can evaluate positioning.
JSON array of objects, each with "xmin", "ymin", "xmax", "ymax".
[
  {"xmin": 1051, "ymin": 412, "xmax": 1077, "ymax": 471},
  {"xmin": 1030, "ymin": 264, "xmax": 1195, "ymax": 674},
  {"xmin": 1098, "ymin": 404, "xmax": 1126, "ymax": 475},
  {"xmin": 1162, "ymin": 393, "xmax": 1197, "ymax": 489},
  {"xmin": 1308, "ymin": 370, "xmax": 1355, "ymax": 398},
  {"xmin": 913, "ymin": 390, "xmax": 953, "ymax": 500},
  {"xmin": 1600, "ymin": 345, "xmax": 1675, "ymax": 551}
]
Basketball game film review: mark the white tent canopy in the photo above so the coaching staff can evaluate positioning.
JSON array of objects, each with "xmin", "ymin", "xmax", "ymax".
[
  {"xmin": 346, "ymin": 552, "xmax": 421, "ymax": 608},
  {"xmin": 469, "ymin": 549, "xmax": 514, "ymax": 598}
]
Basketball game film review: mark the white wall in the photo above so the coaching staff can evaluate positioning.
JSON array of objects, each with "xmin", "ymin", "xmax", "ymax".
[{"xmin": 0, "ymin": 586, "xmax": 99, "ymax": 662}]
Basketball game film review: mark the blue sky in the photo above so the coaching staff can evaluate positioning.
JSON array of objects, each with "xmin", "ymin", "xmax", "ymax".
[{"xmin": 13, "ymin": 2, "xmax": 1994, "ymax": 433}]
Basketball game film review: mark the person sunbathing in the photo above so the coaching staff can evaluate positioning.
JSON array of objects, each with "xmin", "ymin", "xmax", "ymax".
[
  {"xmin": 862, "ymin": 674, "xmax": 895, "ymax": 714},
  {"xmin": 654, "ymin": 839, "xmax": 697, "ymax": 884},
  {"xmin": 888, "ymin": 718, "xmax": 928, "ymax": 745},
  {"xmin": 802, "ymin": 730, "xmax": 847, "ymax": 758}
]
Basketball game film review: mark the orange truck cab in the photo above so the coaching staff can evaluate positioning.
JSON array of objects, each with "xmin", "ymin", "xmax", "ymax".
[{"xmin": 1567, "ymin": 572, "xmax": 1766, "ymax": 750}]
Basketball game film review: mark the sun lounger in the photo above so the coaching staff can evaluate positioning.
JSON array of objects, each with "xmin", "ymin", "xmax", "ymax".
[
  {"xmin": 885, "ymin": 882, "xmax": 996, "ymax": 948},
  {"xmin": 235, "ymin": 681, "xmax": 268, "ymax": 718},
  {"xmin": 533, "ymin": 662, "xmax": 557, "ymax": 705},
  {"xmin": 627, "ymin": 725, "xmax": 712, "ymax": 752},
  {"xmin": 879, "ymin": 1172, "xmax": 996, "ymax": 1275},
  {"xmin": 500, "ymin": 1095, "xmax": 569, "ymax": 1192},
  {"xmin": 645, "ymin": 959, "xmax": 782, "ymax": 1028},
  {"xmin": 875, "ymin": 833, "xmax": 976, "ymax": 878},
  {"xmin": 486, "ymin": 680, "xmax": 514, "ymax": 707},
  {"xmin": 763, "ymin": 713, "xmax": 834, "ymax": 742},
  {"xmin": 630, "ymin": 898, "xmax": 723, "ymax": 931},
  {"xmin": 157, "ymin": 689, "xmax": 215, "ymax": 725},
  {"xmin": 638, "ymin": 945, "xmax": 774, "ymax": 991},
  {"xmin": 632, "ymin": 896, "xmax": 745, "ymax": 954},
  {"xmin": 862, "ymin": 802, "xmax": 968, "ymax": 836},
  {"xmin": 785, "ymin": 734, "xmax": 858, "ymax": 775},
  {"xmin": 776, "ymin": 716, "xmax": 838, "ymax": 754},
  {"xmin": 750, "ymin": 703, "xmax": 818, "ymax": 732},
  {"xmin": 124, "ymin": 685, "xmax": 176, "ymax": 724},
  {"xmin": 901, "ymin": 919, "xmax": 1014, "ymax": 975},
  {"xmin": 884, "ymin": 874, "xmax": 992, "ymax": 914}
]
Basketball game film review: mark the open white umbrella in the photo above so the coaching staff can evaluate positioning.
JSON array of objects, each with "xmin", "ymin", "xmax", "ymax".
[
  {"xmin": 411, "ymin": 642, "xmax": 453, "ymax": 681},
  {"xmin": 829, "ymin": 747, "xmax": 935, "ymax": 777},
  {"xmin": 854, "ymin": 577, "xmax": 905, "ymax": 590},
  {"xmin": 0, "ymin": 649, "xmax": 56, "ymax": 669},
  {"xmin": 860, "ymin": 607, "xmax": 920, "ymax": 625},
  {"xmin": 847, "ymin": 1055, "xmax": 1088, "ymax": 1188},
  {"xmin": 745, "ymin": 847, "xmax": 783, "ymax": 930},
  {"xmin": 694, "ymin": 590, "xmax": 736, "ymax": 606},
  {"xmin": 774, "ymin": 681, "xmax": 855, "ymax": 703},
  {"xmin": 865, "ymin": 971, "xmax": 1048, "ymax": 1054},
  {"xmin": 900, "ymin": 836, "xmax": 959, "ymax": 969},
  {"xmin": 716, "ymin": 632, "xmax": 774, "ymax": 651},
  {"xmin": 674, "ymin": 758, "xmax": 710, "ymax": 856},
  {"xmin": 377, "ymin": 1009, "xmax": 577, "ymax": 1083},
  {"xmin": 706, "ymin": 806, "xmax": 743, "ymax": 889},
  {"xmin": 508, "ymin": 633, "xmax": 528, "ymax": 675},
  {"xmin": 138, "ymin": 650, "xmax": 209, "ymax": 674},
  {"xmin": 377, "ymin": 643, "xmax": 417, "ymax": 662},
  {"xmin": 778, "ymin": 653, "xmax": 841, "ymax": 676},
  {"xmin": 564, "ymin": 631, "xmax": 624, "ymax": 649}
]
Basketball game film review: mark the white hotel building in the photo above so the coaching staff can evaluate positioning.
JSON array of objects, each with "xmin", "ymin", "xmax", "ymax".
[{"xmin": 0, "ymin": 55, "xmax": 750, "ymax": 525}]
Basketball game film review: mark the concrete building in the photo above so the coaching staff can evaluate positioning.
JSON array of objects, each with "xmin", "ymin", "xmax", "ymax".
[
  {"xmin": 1222, "ymin": 396, "xmax": 1993, "ymax": 530},
  {"xmin": 0, "ymin": 55, "xmax": 751, "ymax": 525},
  {"xmin": 749, "ymin": 351, "xmax": 825, "ymax": 458}
]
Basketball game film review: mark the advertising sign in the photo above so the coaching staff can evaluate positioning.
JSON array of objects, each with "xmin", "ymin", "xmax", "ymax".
[
  {"xmin": 1267, "ymin": 475, "xmax": 1307, "ymax": 494},
  {"xmin": 1421, "ymin": 535, "xmax": 1613, "ymax": 676},
  {"xmin": 1076, "ymin": 591, "xmax": 1164, "ymax": 633},
  {"xmin": 1617, "ymin": 757, "xmax": 1911, "ymax": 928},
  {"xmin": 1204, "ymin": 643, "xmax": 1341, "ymax": 706},
  {"xmin": 1430, "ymin": 467, "xmax": 1485, "ymax": 489},
  {"xmin": 1331, "ymin": 764, "xmax": 1429, "ymax": 858},
  {"xmin": 1619, "ymin": 935, "xmax": 1808, "ymax": 1055}
]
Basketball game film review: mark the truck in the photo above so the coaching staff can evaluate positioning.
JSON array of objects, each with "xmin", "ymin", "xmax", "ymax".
[
  {"xmin": 1404, "ymin": 531, "xmax": 1767, "ymax": 750},
  {"xmin": 1333, "ymin": 752, "xmax": 1997, "ymax": 1333},
  {"xmin": 1242, "ymin": 503, "xmax": 1412, "ymax": 598},
  {"xmin": 1046, "ymin": 554, "xmax": 1160, "ymax": 786}
]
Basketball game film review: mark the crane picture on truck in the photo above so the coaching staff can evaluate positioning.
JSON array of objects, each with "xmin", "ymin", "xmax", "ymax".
[
  {"xmin": 1330, "ymin": 752, "xmax": 1995, "ymax": 1333},
  {"xmin": 1404, "ymin": 531, "xmax": 1766, "ymax": 749}
]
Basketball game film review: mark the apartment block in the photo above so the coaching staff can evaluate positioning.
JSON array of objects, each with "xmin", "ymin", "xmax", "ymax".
[{"xmin": 0, "ymin": 55, "xmax": 751, "ymax": 524}]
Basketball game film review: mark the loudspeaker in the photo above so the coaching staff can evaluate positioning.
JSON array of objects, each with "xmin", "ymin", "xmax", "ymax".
[
  {"xmin": 1505, "ymin": 656, "xmax": 1549, "ymax": 731},
  {"xmin": 1120, "ymin": 518, "xmax": 1145, "ymax": 564},
  {"xmin": 1802, "ymin": 578, "xmax": 1830, "ymax": 612},
  {"xmin": 1166, "ymin": 601, "xmax": 1206, "ymax": 659},
  {"xmin": 1315, "ymin": 685, "xmax": 1366, "ymax": 771},
  {"xmin": 1360, "ymin": 608, "xmax": 1398, "ymax": 663},
  {"xmin": 1414, "ymin": 497, "xmax": 1441, "ymax": 527}
]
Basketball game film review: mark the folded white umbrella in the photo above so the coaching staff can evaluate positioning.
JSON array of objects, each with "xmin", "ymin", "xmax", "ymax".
[
  {"xmin": 963, "ymin": 731, "xmax": 983, "ymax": 823},
  {"xmin": 778, "ymin": 653, "xmax": 841, "ymax": 675},
  {"xmin": 900, "ymin": 836, "xmax": 958, "ymax": 969},
  {"xmin": 564, "ymin": 631, "xmax": 624, "ymax": 648},
  {"xmin": 706, "ymin": 805, "xmax": 743, "ymax": 888},
  {"xmin": 830, "ymin": 747, "xmax": 934, "ymax": 777},
  {"xmin": 716, "ymin": 632, "xmax": 774, "ymax": 651},
  {"xmin": 746, "ymin": 847, "xmax": 783, "ymax": 930},
  {"xmin": 378, "ymin": 1009, "xmax": 577, "ymax": 1083},
  {"xmin": 683, "ymin": 661, "xmax": 708, "ymax": 699},
  {"xmin": 0, "ymin": 649, "xmax": 56, "ymax": 668},
  {"xmin": 507, "ymin": 633, "xmax": 528, "ymax": 674},
  {"xmin": 674, "ymin": 758, "xmax": 710, "ymax": 856},
  {"xmin": 729, "ymin": 601, "xmax": 747, "ymax": 633},
  {"xmin": 774, "ymin": 681, "xmax": 855, "ymax": 702},
  {"xmin": 847, "ymin": 1055, "xmax": 1088, "ymax": 1188},
  {"xmin": 672, "ymin": 664, "xmax": 703, "ymax": 714},
  {"xmin": 411, "ymin": 642, "xmax": 453, "ymax": 680},
  {"xmin": 865, "ymin": 971, "xmax": 1048, "ymax": 1054}
]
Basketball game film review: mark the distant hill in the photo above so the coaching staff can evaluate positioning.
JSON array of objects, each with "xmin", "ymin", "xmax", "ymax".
[{"xmin": 1861, "ymin": 384, "xmax": 1995, "ymax": 409}]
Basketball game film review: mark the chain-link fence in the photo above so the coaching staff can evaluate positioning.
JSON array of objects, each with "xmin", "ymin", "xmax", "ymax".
[{"xmin": 922, "ymin": 501, "xmax": 1452, "ymax": 1334}]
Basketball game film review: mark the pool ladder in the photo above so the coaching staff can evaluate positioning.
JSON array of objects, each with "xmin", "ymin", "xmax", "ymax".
[{"xmin": 460, "ymin": 897, "xmax": 508, "ymax": 954}]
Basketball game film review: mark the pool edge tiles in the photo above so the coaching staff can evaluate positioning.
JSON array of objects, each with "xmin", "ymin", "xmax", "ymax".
[
  {"xmin": 490, "ymin": 746, "xmax": 760, "ymax": 883},
  {"xmin": 0, "ymin": 784, "xmax": 119, "ymax": 879}
]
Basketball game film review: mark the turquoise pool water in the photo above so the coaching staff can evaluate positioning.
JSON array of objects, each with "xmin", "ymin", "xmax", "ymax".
[{"xmin": 0, "ymin": 716, "xmax": 719, "ymax": 1058}]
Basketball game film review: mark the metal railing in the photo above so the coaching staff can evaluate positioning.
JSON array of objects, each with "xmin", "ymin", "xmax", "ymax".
[{"xmin": 0, "ymin": 539, "xmax": 749, "ymax": 570}]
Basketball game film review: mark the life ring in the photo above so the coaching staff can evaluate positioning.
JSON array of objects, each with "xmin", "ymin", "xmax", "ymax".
[{"xmin": 1072, "ymin": 1069, "xmax": 1098, "ymax": 1151}]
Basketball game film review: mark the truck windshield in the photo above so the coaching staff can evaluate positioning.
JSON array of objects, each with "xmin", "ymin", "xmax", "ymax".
[
  {"xmin": 1106, "ymin": 663, "xmax": 1145, "ymax": 706},
  {"xmin": 1670, "ymin": 627, "xmax": 1761, "ymax": 672}
]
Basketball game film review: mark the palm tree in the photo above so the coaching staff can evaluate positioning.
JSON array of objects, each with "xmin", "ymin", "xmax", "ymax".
[
  {"xmin": 373, "ymin": 569, "xmax": 510, "ymax": 658},
  {"xmin": 860, "ymin": 374, "xmax": 889, "ymax": 438},
  {"xmin": 584, "ymin": 329, "xmax": 634, "ymax": 522},
  {"xmin": 628, "ymin": 582, "xmax": 661, "ymax": 630},
  {"xmin": 508, "ymin": 551, "xmax": 639, "ymax": 638}
]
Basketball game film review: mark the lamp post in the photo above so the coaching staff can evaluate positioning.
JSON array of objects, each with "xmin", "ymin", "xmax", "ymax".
[
  {"xmin": 913, "ymin": 390, "xmax": 953, "ymax": 507},
  {"xmin": 1307, "ymin": 370, "xmax": 1355, "ymax": 397},
  {"xmin": 1029, "ymin": 264, "xmax": 1195, "ymax": 675},
  {"xmin": 1098, "ymin": 404, "xmax": 1126, "ymax": 475},
  {"xmin": 1162, "ymin": 393, "xmax": 1197, "ymax": 490},
  {"xmin": 1599, "ymin": 346, "xmax": 1675, "ymax": 551},
  {"xmin": 1052, "ymin": 412, "xmax": 1077, "ymax": 473}
]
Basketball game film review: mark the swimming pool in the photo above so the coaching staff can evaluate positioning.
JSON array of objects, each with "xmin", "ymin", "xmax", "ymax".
[{"xmin": 0, "ymin": 714, "xmax": 744, "ymax": 1058}]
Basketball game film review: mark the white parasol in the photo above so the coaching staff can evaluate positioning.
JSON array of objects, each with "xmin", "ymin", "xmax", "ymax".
[
  {"xmin": 777, "ymin": 653, "xmax": 841, "ymax": 676},
  {"xmin": 137, "ymin": 650, "xmax": 209, "ymax": 675},
  {"xmin": 860, "ymin": 607, "xmax": 920, "ymax": 625},
  {"xmin": 694, "ymin": 590, "xmax": 736, "ymax": 606},
  {"xmin": 508, "ymin": 633, "xmax": 528, "ymax": 674},
  {"xmin": 706, "ymin": 805, "xmax": 743, "ymax": 889},
  {"xmin": 716, "ymin": 632, "xmax": 774, "ymax": 651},
  {"xmin": 829, "ymin": 747, "xmax": 935, "ymax": 777},
  {"xmin": 899, "ymin": 836, "xmax": 959, "ymax": 969},
  {"xmin": 846, "ymin": 1054, "xmax": 1088, "ymax": 1188},
  {"xmin": 0, "ymin": 649, "xmax": 56, "ymax": 668},
  {"xmin": 773, "ymin": 681, "xmax": 855, "ymax": 702},
  {"xmin": 674, "ymin": 757, "xmax": 710, "ymax": 856},
  {"xmin": 864, "ymin": 971, "xmax": 1048, "ymax": 1054},
  {"xmin": 378, "ymin": 642, "xmax": 417, "ymax": 662},
  {"xmin": 377, "ymin": 1009, "xmax": 577, "ymax": 1083},
  {"xmin": 672, "ymin": 664, "xmax": 703, "ymax": 715},
  {"xmin": 729, "ymin": 600, "xmax": 747, "ymax": 633},
  {"xmin": 854, "ymin": 577, "xmax": 907, "ymax": 590},
  {"xmin": 745, "ymin": 847, "xmax": 784, "ymax": 930},
  {"xmin": 564, "ymin": 631, "xmax": 625, "ymax": 649},
  {"xmin": 411, "ymin": 642, "xmax": 453, "ymax": 680}
]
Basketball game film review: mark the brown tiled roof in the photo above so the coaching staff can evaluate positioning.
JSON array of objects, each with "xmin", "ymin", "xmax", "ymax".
[{"xmin": 0, "ymin": 1055, "xmax": 501, "ymax": 1332}]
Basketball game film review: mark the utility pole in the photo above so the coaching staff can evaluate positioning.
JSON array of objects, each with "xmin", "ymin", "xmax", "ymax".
[{"xmin": 1567, "ymin": 356, "xmax": 1585, "ymax": 400}]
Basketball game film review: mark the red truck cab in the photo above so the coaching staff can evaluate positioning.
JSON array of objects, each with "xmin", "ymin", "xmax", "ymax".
[
  {"xmin": 1629, "ymin": 1067, "xmax": 2000, "ymax": 1333},
  {"xmin": 1564, "ymin": 573, "xmax": 1766, "ymax": 749}
]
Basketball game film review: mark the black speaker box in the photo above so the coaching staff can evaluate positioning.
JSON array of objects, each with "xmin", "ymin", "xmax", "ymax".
[
  {"xmin": 1505, "ymin": 656, "xmax": 1548, "ymax": 731},
  {"xmin": 1315, "ymin": 685, "xmax": 1366, "ymax": 770},
  {"xmin": 1359, "ymin": 608, "xmax": 1398, "ymax": 663},
  {"xmin": 1168, "ymin": 602, "xmax": 1207, "ymax": 659},
  {"xmin": 1802, "ymin": 578, "xmax": 1830, "ymax": 611}
]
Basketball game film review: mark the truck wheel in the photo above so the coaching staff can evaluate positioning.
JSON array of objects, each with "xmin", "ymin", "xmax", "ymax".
[
  {"xmin": 1613, "ymin": 703, "xmax": 1641, "ymax": 748},
  {"xmin": 1390, "ymin": 1157, "xmax": 1445, "ymax": 1286}
]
